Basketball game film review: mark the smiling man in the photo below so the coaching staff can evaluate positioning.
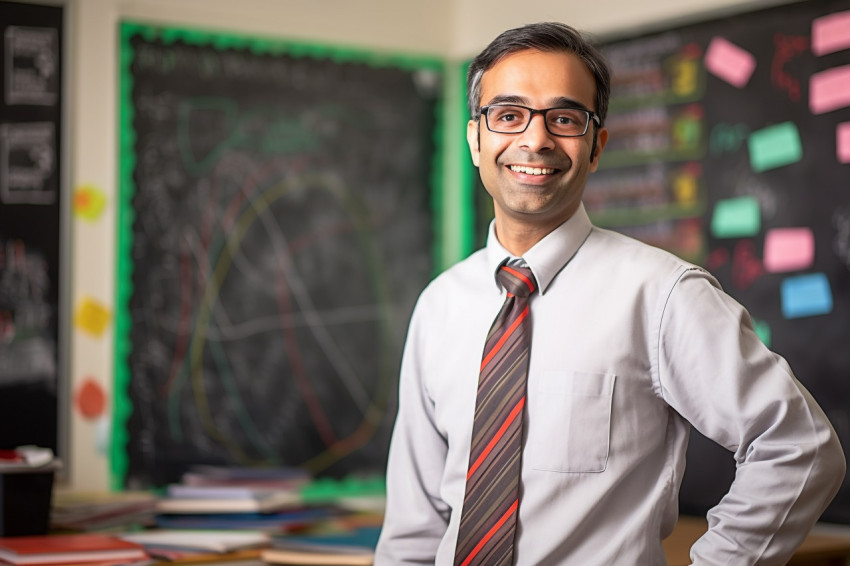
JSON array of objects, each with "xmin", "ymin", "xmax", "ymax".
[{"xmin": 375, "ymin": 22, "xmax": 844, "ymax": 565}]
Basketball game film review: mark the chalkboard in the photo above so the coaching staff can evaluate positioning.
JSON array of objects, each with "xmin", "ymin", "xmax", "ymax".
[
  {"xmin": 583, "ymin": 0, "xmax": 850, "ymax": 523},
  {"xmin": 0, "ymin": 2, "xmax": 64, "ymax": 457},
  {"xmin": 115, "ymin": 24, "xmax": 443, "ymax": 488}
]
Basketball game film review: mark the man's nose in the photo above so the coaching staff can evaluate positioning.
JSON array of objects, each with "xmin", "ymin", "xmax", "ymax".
[{"xmin": 517, "ymin": 113, "xmax": 555, "ymax": 152}]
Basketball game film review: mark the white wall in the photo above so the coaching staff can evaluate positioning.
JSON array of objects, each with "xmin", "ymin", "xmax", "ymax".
[
  {"xmin": 63, "ymin": 0, "xmax": 794, "ymax": 491},
  {"xmin": 450, "ymin": 0, "xmax": 796, "ymax": 57}
]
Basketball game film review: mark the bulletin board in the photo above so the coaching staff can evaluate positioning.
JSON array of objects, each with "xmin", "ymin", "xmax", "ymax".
[
  {"xmin": 0, "ymin": 1, "xmax": 65, "ymax": 457},
  {"xmin": 115, "ymin": 23, "xmax": 444, "ymax": 488},
  {"xmin": 582, "ymin": 0, "xmax": 850, "ymax": 523}
]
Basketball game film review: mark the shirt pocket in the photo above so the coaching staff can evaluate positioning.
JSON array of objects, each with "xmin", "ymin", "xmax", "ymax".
[{"xmin": 527, "ymin": 371, "xmax": 616, "ymax": 473}]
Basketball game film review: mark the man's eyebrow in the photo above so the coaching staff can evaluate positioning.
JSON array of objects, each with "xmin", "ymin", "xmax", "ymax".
[
  {"xmin": 549, "ymin": 96, "xmax": 591, "ymax": 110},
  {"xmin": 484, "ymin": 94, "xmax": 529, "ymax": 106},
  {"xmin": 484, "ymin": 94, "xmax": 592, "ymax": 111}
]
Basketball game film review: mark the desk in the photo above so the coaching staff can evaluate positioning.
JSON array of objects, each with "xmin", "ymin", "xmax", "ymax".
[{"xmin": 664, "ymin": 517, "xmax": 850, "ymax": 565}]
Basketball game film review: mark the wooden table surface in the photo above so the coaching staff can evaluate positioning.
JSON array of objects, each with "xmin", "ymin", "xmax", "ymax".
[{"xmin": 663, "ymin": 516, "xmax": 850, "ymax": 566}]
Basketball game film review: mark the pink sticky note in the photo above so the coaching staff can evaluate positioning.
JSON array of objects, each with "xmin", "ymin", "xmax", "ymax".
[
  {"xmin": 838, "ymin": 122, "xmax": 850, "ymax": 164},
  {"xmin": 704, "ymin": 37, "xmax": 756, "ymax": 88},
  {"xmin": 763, "ymin": 228, "xmax": 815, "ymax": 273},
  {"xmin": 810, "ymin": 65, "xmax": 850, "ymax": 114},
  {"xmin": 812, "ymin": 11, "xmax": 850, "ymax": 56}
]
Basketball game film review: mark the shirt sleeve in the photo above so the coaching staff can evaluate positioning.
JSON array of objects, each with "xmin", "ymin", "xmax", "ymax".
[
  {"xmin": 374, "ymin": 296, "xmax": 451, "ymax": 565},
  {"xmin": 655, "ymin": 268, "xmax": 846, "ymax": 566}
]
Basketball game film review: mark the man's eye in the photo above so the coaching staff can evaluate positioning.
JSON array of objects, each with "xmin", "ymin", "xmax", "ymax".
[
  {"xmin": 497, "ymin": 112, "xmax": 520, "ymax": 122},
  {"xmin": 552, "ymin": 115, "xmax": 577, "ymax": 125}
]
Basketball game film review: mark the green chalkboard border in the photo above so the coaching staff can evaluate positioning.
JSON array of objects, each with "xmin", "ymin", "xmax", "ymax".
[
  {"xmin": 456, "ymin": 59, "xmax": 480, "ymax": 256},
  {"xmin": 113, "ymin": 21, "xmax": 447, "ymax": 490}
]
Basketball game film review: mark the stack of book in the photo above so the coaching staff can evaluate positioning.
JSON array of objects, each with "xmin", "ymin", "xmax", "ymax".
[
  {"xmin": 119, "ymin": 529, "xmax": 269, "ymax": 563},
  {"xmin": 50, "ymin": 491, "xmax": 158, "ymax": 532},
  {"xmin": 155, "ymin": 466, "xmax": 319, "ymax": 533},
  {"xmin": 262, "ymin": 525, "xmax": 381, "ymax": 566},
  {"xmin": 0, "ymin": 533, "xmax": 148, "ymax": 566},
  {"xmin": 178, "ymin": 466, "xmax": 310, "ymax": 491},
  {"xmin": 157, "ymin": 484, "xmax": 302, "ymax": 515}
]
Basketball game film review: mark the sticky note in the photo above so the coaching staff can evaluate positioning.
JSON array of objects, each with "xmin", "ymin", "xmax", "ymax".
[
  {"xmin": 74, "ymin": 297, "xmax": 112, "ymax": 337},
  {"xmin": 73, "ymin": 185, "xmax": 107, "ymax": 222},
  {"xmin": 781, "ymin": 273, "xmax": 833, "ymax": 319},
  {"xmin": 748, "ymin": 122, "xmax": 802, "ymax": 172},
  {"xmin": 704, "ymin": 37, "xmax": 757, "ymax": 88},
  {"xmin": 763, "ymin": 228, "xmax": 815, "ymax": 272},
  {"xmin": 810, "ymin": 65, "xmax": 850, "ymax": 114},
  {"xmin": 812, "ymin": 11, "xmax": 850, "ymax": 56},
  {"xmin": 838, "ymin": 122, "xmax": 850, "ymax": 164},
  {"xmin": 711, "ymin": 196, "xmax": 761, "ymax": 238}
]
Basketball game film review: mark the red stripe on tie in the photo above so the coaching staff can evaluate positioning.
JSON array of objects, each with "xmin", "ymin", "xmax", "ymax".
[
  {"xmin": 466, "ymin": 396, "xmax": 526, "ymax": 481},
  {"xmin": 480, "ymin": 305, "xmax": 529, "ymax": 371},
  {"xmin": 501, "ymin": 265, "xmax": 536, "ymax": 293},
  {"xmin": 459, "ymin": 499, "xmax": 519, "ymax": 566}
]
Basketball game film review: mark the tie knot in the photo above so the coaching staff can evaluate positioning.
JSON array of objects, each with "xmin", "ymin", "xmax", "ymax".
[{"xmin": 498, "ymin": 265, "xmax": 537, "ymax": 298}]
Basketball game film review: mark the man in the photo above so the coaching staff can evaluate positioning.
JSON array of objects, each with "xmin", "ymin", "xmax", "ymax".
[{"xmin": 375, "ymin": 22, "xmax": 845, "ymax": 565}]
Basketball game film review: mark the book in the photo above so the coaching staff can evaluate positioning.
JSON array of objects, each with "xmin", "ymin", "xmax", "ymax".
[
  {"xmin": 154, "ymin": 506, "xmax": 334, "ymax": 531},
  {"xmin": 119, "ymin": 530, "xmax": 269, "ymax": 553},
  {"xmin": 50, "ymin": 490, "xmax": 157, "ymax": 531},
  {"xmin": 0, "ymin": 533, "xmax": 147, "ymax": 565},
  {"xmin": 260, "ymin": 543, "xmax": 373, "ymax": 566},
  {"xmin": 156, "ymin": 487, "xmax": 301, "ymax": 514},
  {"xmin": 180, "ymin": 466, "xmax": 310, "ymax": 491},
  {"xmin": 260, "ymin": 527, "xmax": 379, "ymax": 566},
  {"xmin": 140, "ymin": 547, "xmax": 262, "ymax": 564},
  {"xmin": 166, "ymin": 484, "xmax": 273, "ymax": 500}
]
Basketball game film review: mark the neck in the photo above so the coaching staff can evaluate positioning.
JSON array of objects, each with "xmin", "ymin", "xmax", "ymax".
[
  {"xmin": 493, "ymin": 216, "xmax": 558, "ymax": 257},
  {"xmin": 492, "ymin": 207, "xmax": 579, "ymax": 257}
]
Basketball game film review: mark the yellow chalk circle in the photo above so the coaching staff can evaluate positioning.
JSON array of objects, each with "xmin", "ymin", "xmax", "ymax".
[
  {"xmin": 74, "ymin": 297, "xmax": 112, "ymax": 337},
  {"xmin": 73, "ymin": 184, "xmax": 107, "ymax": 222}
]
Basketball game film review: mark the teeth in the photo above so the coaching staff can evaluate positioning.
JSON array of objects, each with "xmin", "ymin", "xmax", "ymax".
[{"xmin": 510, "ymin": 165, "xmax": 555, "ymax": 175}]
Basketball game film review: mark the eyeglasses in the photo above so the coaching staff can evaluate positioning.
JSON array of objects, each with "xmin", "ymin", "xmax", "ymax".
[{"xmin": 479, "ymin": 104, "xmax": 600, "ymax": 137}]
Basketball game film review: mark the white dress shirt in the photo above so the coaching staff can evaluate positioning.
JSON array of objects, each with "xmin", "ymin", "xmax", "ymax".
[{"xmin": 375, "ymin": 204, "xmax": 845, "ymax": 565}]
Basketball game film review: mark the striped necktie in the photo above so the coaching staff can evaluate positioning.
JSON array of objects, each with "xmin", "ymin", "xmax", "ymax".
[{"xmin": 454, "ymin": 264, "xmax": 537, "ymax": 566}]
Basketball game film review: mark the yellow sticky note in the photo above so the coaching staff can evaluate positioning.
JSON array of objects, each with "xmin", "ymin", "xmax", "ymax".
[
  {"xmin": 74, "ymin": 297, "xmax": 112, "ymax": 337},
  {"xmin": 73, "ymin": 185, "xmax": 107, "ymax": 222},
  {"xmin": 673, "ymin": 174, "xmax": 698, "ymax": 204}
]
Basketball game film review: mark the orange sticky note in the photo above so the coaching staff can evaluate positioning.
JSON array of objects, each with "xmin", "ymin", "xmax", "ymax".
[
  {"xmin": 74, "ymin": 297, "xmax": 112, "ymax": 337},
  {"xmin": 763, "ymin": 227, "xmax": 815, "ymax": 273},
  {"xmin": 704, "ymin": 37, "xmax": 756, "ymax": 88}
]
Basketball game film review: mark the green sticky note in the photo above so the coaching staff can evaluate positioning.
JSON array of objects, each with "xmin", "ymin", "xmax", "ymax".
[
  {"xmin": 748, "ymin": 121, "xmax": 802, "ymax": 172},
  {"xmin": 711, "ymin": 196, "xmax": 761, "ymax": 238}
]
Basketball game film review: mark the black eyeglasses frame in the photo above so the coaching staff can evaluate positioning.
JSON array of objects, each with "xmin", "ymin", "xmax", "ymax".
[{"xmin": 478, "ymin": 103, "xmax": 601, "ymax": 138}]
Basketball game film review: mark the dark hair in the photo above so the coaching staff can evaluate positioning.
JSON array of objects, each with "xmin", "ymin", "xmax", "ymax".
[{"xmin": 467, "ymin": 22, "xmax": 611, "ymax": 126}]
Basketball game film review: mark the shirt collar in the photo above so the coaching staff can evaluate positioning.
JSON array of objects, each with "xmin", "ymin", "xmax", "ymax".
[{"xmin": 485, "ymin": 203, "xmax": 593, "ymax": 295}]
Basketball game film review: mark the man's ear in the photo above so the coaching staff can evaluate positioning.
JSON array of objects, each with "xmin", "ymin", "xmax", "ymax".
[
  {"xmin": 589, "ymin": 127, "xmax": 609, "ymax": 172},
  {"xmin": 467, "ymin": 120, "xmax": 481, "ymax": 168}
]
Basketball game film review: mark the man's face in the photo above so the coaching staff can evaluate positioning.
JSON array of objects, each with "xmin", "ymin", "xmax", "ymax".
[{"xmin": 467, "ymin": 49, "xmax": 608, "ymax": 231}]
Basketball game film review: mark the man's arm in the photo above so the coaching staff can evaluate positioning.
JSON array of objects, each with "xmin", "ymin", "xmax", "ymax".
[
  {"xmin": 375, "ymin": 300, "xmax": 451, "ymax": 564},
  {"xmin": 656, "ymin": 268, "xmax": 846, "ymax": 566}
]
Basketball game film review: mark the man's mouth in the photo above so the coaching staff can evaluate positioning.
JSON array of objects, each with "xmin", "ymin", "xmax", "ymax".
[{"xmin": 508, "ymin": 165, "xmax": 558, "ymax": 176}]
